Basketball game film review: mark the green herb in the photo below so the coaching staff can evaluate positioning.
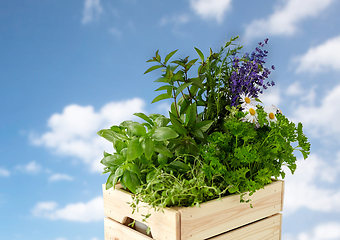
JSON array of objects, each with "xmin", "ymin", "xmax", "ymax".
[{"xmin": 98, "ymin": 36, "xmax": 311, "ymax": 228}]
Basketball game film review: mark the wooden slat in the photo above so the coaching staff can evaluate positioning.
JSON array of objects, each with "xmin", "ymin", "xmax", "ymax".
[
  {"xmin": 103, "ymin": 184, "xmax": 180, "ymax": 240},
  {"xmin": 209, "ymin": 213, "xmax": 282, "ymax": 240},
  {"xmin": 178, "ymin": 180, "xmax": 284, "ymax": 240},
  {"xmin": 103, "ymin": 180, "xmax": 284, "ymax": 240},
  {"xmin": 104, "ymin": 217, "xmax": 153, "ymax": 240}
]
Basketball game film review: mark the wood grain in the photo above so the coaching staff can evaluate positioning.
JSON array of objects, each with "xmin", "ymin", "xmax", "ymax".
[
  {"xmin": 209, "ymin": 213, "xmax": 282, "ymax": 240},
  {"xmin": 103, "ymin": 180, "xmax": 284, "ymax": 240}
]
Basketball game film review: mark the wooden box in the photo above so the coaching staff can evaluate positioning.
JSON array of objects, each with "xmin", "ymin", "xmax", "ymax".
[{"xmin": 103, "ymin": 180, "xmax": 284, "ymax": 240}]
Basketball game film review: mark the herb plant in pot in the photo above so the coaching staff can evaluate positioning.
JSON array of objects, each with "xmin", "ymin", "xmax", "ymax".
[{"xmin": 99, "ymin": 36, "xmax": 310, "ymax": 240}]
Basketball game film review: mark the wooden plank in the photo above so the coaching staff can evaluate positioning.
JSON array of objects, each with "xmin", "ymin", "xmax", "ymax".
[
  {"xmin": 103, "ymin": 180, "xmax": 284, "ymax": 240},
  {"xmin": 209, "ymin": 213, "xmax": 282, "ymax": 240},
  {"xmin": 178, "ymin": 180, "xmax": 283, "ymax": 240},
  {"xmin": 104, "ymin": 217, "xmax": 153, "ymax": 240},
  {"xmin": 103, "ymin": 184, "xmax": 180, "ymax": 240}
]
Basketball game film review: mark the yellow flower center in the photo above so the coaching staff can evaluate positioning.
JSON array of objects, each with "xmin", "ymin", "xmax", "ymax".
[
  {"xmin": 269, "ymin": 112, "xmax": 275, "ymax": 119},
  {"xmin": 245, "ymin": 97, "xmax": 251, "ymax": 104},
  {"xmin": 249, "ymin": 108, "xmax": 256, "ymax": 115}
]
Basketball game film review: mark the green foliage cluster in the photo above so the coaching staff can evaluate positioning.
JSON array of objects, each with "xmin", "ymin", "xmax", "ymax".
[{"xmin": 98, "ymin": 36, "xmax": 311, "ymax": 228}]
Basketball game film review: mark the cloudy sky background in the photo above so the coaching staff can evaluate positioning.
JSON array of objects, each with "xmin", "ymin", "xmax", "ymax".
[{"xmin": 1, "ymin": 0, "xmax": 340, "ymax": 239}]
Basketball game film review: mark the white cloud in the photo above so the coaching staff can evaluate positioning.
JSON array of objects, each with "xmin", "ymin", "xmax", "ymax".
[
  {"xmin": 259, "ymin": 85, "xmax": 281, "ymax": 107},
  {"xmin": 283, "ymin": 222, "xmax": 340, "ymax": 240},
  {"xmin": 291, "ymin": 84, "xmax": 340, "ymax": 138},
  {"xmin": 48, "ymin": 173, "xmax": 73, "ymax": 182},
  {"xmin": 160, "ymin": 14, "xmax": 190, "ymax": 26},
  {"xmin": 31, "ymin": 98, "xmax": 146, "ymax": 172},
  {"xmin": 0, "ymin": 167, "xmax": 10, "ymax": 177},
  {"xmin": 32, "ymin": 196, "xmax": 103, "ymax": 222},
  {"xmin": 15, "ymin": 161, "xmax": 42, "ymax": 174},
  {"xmin": 283, "ymin": 154, "xmax": 340, "ymax": 215},
  {"xmin": 82, "ymin": 0, "xmax": 103, "ymax": 24},
  {"xmin": 189, "ymin": 0, "xmax": 232, "ymax": 23},
  {"xmin": 293, "ymin": 35, "xmax": 340, "ymax": 73},
  {"xmin": 286, "ymin": 82, "xmax": 303, "ymax": 96},
  {"xmin": 55, "ymin": 238, "xmax": 67, "ymax": 240},
  {"xmin": 244, "ymin": 0, "xmax": 335, "ymax": 40},
  {"xmin": 109, "ymin": 27, "xmax": 122, "ymax": 37}
]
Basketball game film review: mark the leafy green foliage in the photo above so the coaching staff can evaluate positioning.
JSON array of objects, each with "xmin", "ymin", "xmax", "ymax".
[{"xmin": 98, "ymin": 36, "xmax": 311, "ymax": 227}]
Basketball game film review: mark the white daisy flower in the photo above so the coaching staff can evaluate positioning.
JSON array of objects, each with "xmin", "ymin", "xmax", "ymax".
[
  {"xmin": 271, "ymin": 104, "xmax": 282, "ymax": 114},
  {"xmin": 239, "ymin": 93, "xmax": 256, "ymax": 108},
  {"xmin": 264, "ymin": 105, "xmax": 277, "ymax": 124},
  {"xmin": 242, "ymin": 104, "xmax": 258, "ymax": 123}
]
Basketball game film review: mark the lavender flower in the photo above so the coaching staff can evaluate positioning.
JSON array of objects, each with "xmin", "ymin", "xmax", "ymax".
[{"xmin": 229, "ymin": 38, "xmax": 275, "ymax": 106}]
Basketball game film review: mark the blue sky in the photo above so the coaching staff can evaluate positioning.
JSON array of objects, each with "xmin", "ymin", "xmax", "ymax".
[{"xmin": 1, "ymin": 0, "xmax": 340, "ymax": 239}]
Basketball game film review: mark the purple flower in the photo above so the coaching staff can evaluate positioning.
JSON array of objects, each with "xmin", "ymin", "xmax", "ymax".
[{"xmin": 229, "ymin": 38, "xmax": 275, "ymax": 106}]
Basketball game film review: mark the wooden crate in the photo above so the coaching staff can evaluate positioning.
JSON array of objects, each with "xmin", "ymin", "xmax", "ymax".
[{"xmin": 103, "ymin": 180, "xmax": 284, "ymax": 240}]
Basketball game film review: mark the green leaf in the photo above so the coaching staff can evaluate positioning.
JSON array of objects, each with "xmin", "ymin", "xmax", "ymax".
[
  {"xmin": 139, "ymin": 155, "xmax": 150, "ymax": 164},
  {"xmin": 192, "ymin": 128, "xmax": 204, "ymax": 139},
  {"xmin": 148, "ymin": 113, "xmax": 162, "ymax": 121},
  {"xmin": 170, "ymin": 102, "xmax": 179, "ymax": 117},
  {"xmin": 120, "ymin": 148, "xmax": 127, "ymax": 157},
  {"xmin": 185, "ymin": 102, "xmax": 197, "ymax": 126},
  {"xmin": 97, "ymin": 129, "xmax": 116, "ymax": 143},
  {"xmin": 157, "ymin": 153, "xmax": 168, "ymax": 165},
  {"xmin": 155, "ymin": 85, "xmax": 174, "ymax": 93},
  {"xmin": 189, "ymin": 84, "xmax": 199, "ymax": 96},
  {"xmin": 122, "ymin": 170, "xmax": 140, "ymax": 193},
  {"xmin": 146, "ymin": 169, "xmax": 157, "ymax": 182},
  {"xmin": 113, "ymin": 140, "xmax": 126, "ymax": 153},
  {"xmin": 190, "ymin": 77, "xmax": 204, "ymax": 89},
  {"xmin": 151, "ymin": 93, "xmax": 172, "ymax": 104},
  {"xmin": 194, "ymin": 47, "xmax": 204, "ymax": 62},
  {"xmin": 144, "ymin": 65, "xmax": 163, "ymax": 74},
  {"xmin": 133, "ymin": 112, "xmax": 154, "ymax": 126},
  {"xmin": 172, "ymin": 71, "xmax": 184, "ymax": 81},
  {"xmin": 194, "ymin": 120, "xmax": 214, "ymax": 132},
  {"xmin": 179, "ymin": 98, "xmax": 190, "ymax": 116},
  {"xmin": 169, "ymin": 112, "xmax": 188, "ymax": 135},
  {"xmin": 103, "ymin": 151, "xmax": 112, "ymax": 157},
  {"xmin": 127, "ymin": 138, "xmax": 143, "ymax": 161},
  {"xmin": 155, "ymin": 115, "xmax": 170, "ymax": 127},
  {"xmin": 105, "ymin": 173, "xmax": 114, "ymax": 190},
  {"xmin": 142, "ymin": 138, "xmax": 154, "ymax": 160},
  {"xmin": 127, "ymin": 122, "xmax": 146, "ymax": 136},
  {"xmin": 175, "ymin": 82, "xmax": 191, "ymax": 97},
  {"xmin": 146, "ymin": 57, "xmax": 157, "ymax": 63},
  {"xmin": 154, "ymin": 77, "xmax": 169, "ymax": 83},
  {"xmin": 169, "ymin": 161, "xmax": 190, "ymax": 172},
  {"xmin": 110, "ymin": 166, "xmax": 125, "ymax": 189},
  {"xmin": 112, "ymin": 131, "xmax": 129, "ymax": 140},
  {"xmin": 185, "ymin": 59, "xmax": 198, "ymax": 71},
  {"xmin": 164, "ymin": 49, "xmax": 178, "ymax": 65},
  {"xmin": 125, "ymin": 163, "xmax": 140, "ymax": 176},
  {"xmin": 154, "ymin": 144, "xmax": 173, "ymax": 158},
  {"xmin": 101, "ymin": 154, "xmax": 125, "ymax": 167},
  {"xmin": 155, "ymin": 50, "xmax": 161, "ymax": 62},
  {"xmin": 152, "ymin": 127, "xmax": 179, "ymax": 141}
]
